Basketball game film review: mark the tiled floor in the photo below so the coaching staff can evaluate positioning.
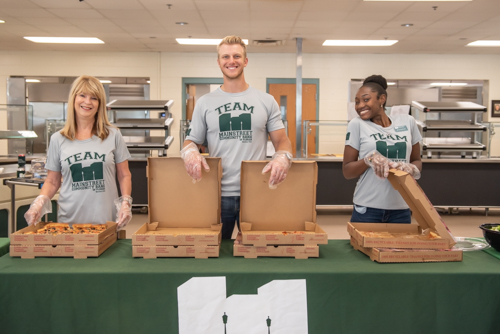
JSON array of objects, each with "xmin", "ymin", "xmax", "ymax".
[{"xmin": 123, "ymin": 206, "xmax": 498, "ymax": 240}]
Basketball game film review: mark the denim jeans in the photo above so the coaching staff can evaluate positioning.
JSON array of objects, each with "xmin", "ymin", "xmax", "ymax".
[
  {"xmin": 221, "ymin": 196, "xmax": 240, "ymax": 239},
  {"xmin": 350, "ymin": 205, "xmax": 412, "ymax": 224}
]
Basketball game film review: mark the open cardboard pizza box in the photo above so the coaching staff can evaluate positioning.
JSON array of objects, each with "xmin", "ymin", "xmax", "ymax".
[
  {"xmin": 234, "ymin": 232, "xmax": 319, "ymax": 259},
  {"xmin": 348, "ymin": 169, "xmax": 458, "ymax": 250},
  {"xmin": 234, "ymin": 160, "xmax": 327, "ymax": 258},
  {"xmin": 10, "ymin": 221, "xmax": 117, "ymax": 259},
  {"xmin": 132, "ymin": 157, "xmax": 222, "ymax": 259},
  {"xmin": 350, "ymin": 237, "xmax": 463, "ymax": 263}
]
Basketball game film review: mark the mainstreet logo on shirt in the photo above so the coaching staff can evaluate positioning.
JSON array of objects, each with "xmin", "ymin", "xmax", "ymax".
[
  {"xmin": 65, "ymin": 152, "xmax": 106, "ymax": 192},
  {"xmin": 216, "ymin": 102, "xmax": 253, "ymax": 143},
  {"xmin": 371, "ymin": 133, "xmax": 408, "ymax": 160}
]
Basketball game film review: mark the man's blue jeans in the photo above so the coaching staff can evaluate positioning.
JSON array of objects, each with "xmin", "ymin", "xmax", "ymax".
[
  {"xmin": 350, "ymin": 205, "xmax": 412, "ymax": 224},
  {"xmin": 221, "ymin": 196, "xmax": 240, "ymax": 239}
]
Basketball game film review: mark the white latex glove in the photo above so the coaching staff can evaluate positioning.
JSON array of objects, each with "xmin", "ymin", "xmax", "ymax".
[
  {"xmin": 115, "ymin": 195, "xmax": 133, "ymax": 231},
  {"xmin": 180, "ymin": 142, "xmax": 210, "ymax": 183},
  {"xmin": 389, "ymin": 161, "xmax": 421, "ymax": 180},
  {"xmin": 24, "ymin": 195, "xmax": 52, "ymax": 226},
  {"xmin": 363, "ymin": 150, "xmax": 390, "ymax": 179},
  {"xmin": 261, "ymin": 151, "xmax": 293, "ymax": 189}
]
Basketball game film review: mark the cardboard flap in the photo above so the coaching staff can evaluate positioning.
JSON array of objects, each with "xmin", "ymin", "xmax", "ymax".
[
  {"xmin": 240, "ymin": 222, "xmax": 252, "ymax": 231},
  {"xmin": 387, "ymin": 169, "xmax": 456, "ymax": 245},
  {"xmin": 305, "ymin": 222, "xmax": 315, "ymax": 232},
  {"xmin": 147, "ymin": 222, "xmax": 159, "ymax": 231},
  {"xmin": 148, "ymin": 157, "xmax": 221, "ymax": 228},
  {"xmin": 240, "ymin": 161, "xmax": 317, "ymax": 231}
]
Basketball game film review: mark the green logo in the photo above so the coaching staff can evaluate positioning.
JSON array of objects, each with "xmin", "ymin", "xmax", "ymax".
[
  {"xmin": 219, "ymin": 113, "xmax": 251, "ymax": 131},
  {"xmin": 346, "ymin": 132, "xmax": 350, "ymax": 140},
  {"xmin": 70, "ymin": 162, "xmax": 104, "ymax": 182},
  {"xmin": 216, "ymin": 101, "xmax": 254, "ymax": 143},
  {"xmin": 376, "ymin": 141, "xmax": 407, "ymax": 159}
]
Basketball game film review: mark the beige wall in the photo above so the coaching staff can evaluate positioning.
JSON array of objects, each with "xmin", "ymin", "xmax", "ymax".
[{"xmin": 2, "ymin": 50, "xmax": 500, "ymax": 156}]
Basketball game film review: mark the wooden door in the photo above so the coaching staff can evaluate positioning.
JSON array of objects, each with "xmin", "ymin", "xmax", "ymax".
[
  {"xmin": 186, "ymin": 84, "xmax": 196, "ymax": 120},
  {"xmin": 268, "ymin": 83, "xmax": 317, "ymax": 157}
]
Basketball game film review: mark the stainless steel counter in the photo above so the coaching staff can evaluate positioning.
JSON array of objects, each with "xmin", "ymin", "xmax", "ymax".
[
  {"xmin": 0, "ymin": 164, "xmax": 32, "ymax": 178},
  {"xmin": 298, "ymin": 156, "xmax": 500, "ymax": 163}
]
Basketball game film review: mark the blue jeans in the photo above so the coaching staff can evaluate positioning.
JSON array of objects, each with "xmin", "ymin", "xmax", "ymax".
[
  {"xmin": 350, "ymin": 205, "xmax": 412, "ymax": 224},
  {"xmin": 221, "ymin": 196, "xmax": 240, "ymax": 239}
]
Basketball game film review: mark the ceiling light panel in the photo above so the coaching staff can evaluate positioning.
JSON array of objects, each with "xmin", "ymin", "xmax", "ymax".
[
  {"xmin": 467, "ymin": 40, "xmax": 500, "ymax": 47},
  {"xmin": 323, "ymin": 40, "xmax": 398, "ymax": 46},
  {"xmin": 430, "ymin": 83, "xmax": 468, "ymax": 86},
  {"xmin": 176, "ymin": 38, "xmax": 249, "ymax": 45},
  {"xmin": 24, "ymin": 37, "xmax": 104, "ymax": 44}
]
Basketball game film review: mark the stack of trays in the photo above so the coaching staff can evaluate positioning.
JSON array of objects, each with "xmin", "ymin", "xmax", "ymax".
[
  {"xmin": 132, "ymin": 157, "xmax": 222, "ymax": 259},
  {"xmin": 233, "ymin": 161, "xmax": 328, "ymax": 259},
  {"xmin": 10, "ymin": 221, "xmax": 117, "ymax": 259},
  {"xmin": 347, "ymin": 169, "xmax": 463, "ymax": 263}
]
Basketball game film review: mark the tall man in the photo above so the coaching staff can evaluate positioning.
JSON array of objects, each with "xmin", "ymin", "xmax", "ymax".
[{"xmin": 181, "ymin": 35, "xmax": 293, "ymax": 239}]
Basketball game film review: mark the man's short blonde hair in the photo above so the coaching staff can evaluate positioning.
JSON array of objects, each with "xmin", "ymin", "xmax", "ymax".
[{"xmin": 217, "ymin": 35, "xmax": 247, "ymax": 59}]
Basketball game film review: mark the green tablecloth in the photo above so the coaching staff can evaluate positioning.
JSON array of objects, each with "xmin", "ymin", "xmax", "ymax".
[
  {"xmin": 1, "ymin": 239, "xmax": 500, "ymax": 334},
  {"xmin": 0, "ymin": 238, "xmax": 9, "ymax": 257}
]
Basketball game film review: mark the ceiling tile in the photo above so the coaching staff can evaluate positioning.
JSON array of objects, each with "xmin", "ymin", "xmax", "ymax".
[
  {"xmin": 140, "ymin": 0, "xmax": 197, "ymax": 11},
  {"xmin": 18, "ymin": 17, "xmax": 70, "ymax": 26},
  {"xmin": 98, "ymin": 9, "xmax": 156, "ymax": 20},
  {"xmin": 47, "ymin": 9, "xmax": 105, "ymax": 19},
  {"xmin": 2, "ymin": 8, "xmax": 57, "ymax": 18},
  {"xmin": 39, "ymin": 26, "xmax": 90, "ymax": 36},
  {"xmin": 195, "ymin": 0, "xmax": 249, "ymax": 11},
  {"xmin": 0, "ymin": 0, "xmax": 40, "ymax": 9},
  {"xmin": 201, "ymin": 10, "xmax": 250, "ymax": 21},
  {"xmin": 149, "ymin": 9, "xmax": 202, "ymax": 22},
  {"xmin": 249, "ymin": 0, "xmax": 303, "ymax": 12},
  {"xmin": 82, "ymin": 0, "xmax": 145, "ymax": 10},
  {"xmin": 30, "ymin": 0, "xmax": 92, "ymax": 9},
  {"xmin": 301, "ymin": 0, "xmax": 357, "ymax": 12}
]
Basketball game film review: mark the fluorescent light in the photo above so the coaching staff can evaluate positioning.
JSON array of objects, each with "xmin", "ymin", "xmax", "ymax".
[
  {"xmin": 467, "ymin": 40, "xmax": 500, "ymax": 47},
  {"xmin": 387, "ymin": 82, "xmax": 396, "ymax": 86},
  {"xmin": 99, "ymin": 80, "xmax": 112, "ymax": 84},
  {"xmin": 25, "ymin": 79, "xmax": 40, "ymax": 83},
  {"xmin": 18, "ymin": 131, "xmax": 38, "ymax": 138},
  {"xmin": 0, "ymin": 20, "xmax": 5, "ymax": 24},
  {"xmin": 323, "ymin": 40, "xmax": 398, "ymax": 46},
  {"xmin": 147, "ymin": 80, "xmax": 150, "ymax": 83},
  {"xmin": 24, "ymin": 37, "xmax": 104, "ymax": 44},
  {"xmin": 176, "ymin": 38, "xmax": 249, "ymax": 45},
  {"xmin": 430, "ymin": 83, "xmax": 467, "ymax": 86}
]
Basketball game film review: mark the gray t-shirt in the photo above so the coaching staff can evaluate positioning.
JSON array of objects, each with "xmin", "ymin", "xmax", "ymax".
[
  {"xmin": 186, "ymin": 86, "xmax": 285, "ymax": 196},
  {"xmin": 46, "ymin": 127, "xmax": 131, "ymax": 224},
  {"xmin": 345, "ymin": 114, "xmax": 422, "ymax": 210}
]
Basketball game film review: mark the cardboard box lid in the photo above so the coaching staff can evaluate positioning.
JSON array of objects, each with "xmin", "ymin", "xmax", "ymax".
[
  {"xmin": 387, "ymin": 169, "xmax": 456, "ymax": 245},
  {"xmin": 148, "ymin": 157, "xmax": 221, "ymax": 228},
  {"xmin": 240, "ymin": 160, "xmax": 317, "ymax": 231}
]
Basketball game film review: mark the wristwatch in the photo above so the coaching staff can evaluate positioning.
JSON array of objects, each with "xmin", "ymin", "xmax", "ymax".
[{"xmin": 283, "ymin": 151, "xmax": 293, "ymax": 162}]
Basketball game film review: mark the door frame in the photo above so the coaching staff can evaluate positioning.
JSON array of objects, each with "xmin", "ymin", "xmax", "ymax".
[
  {"xmin": 266, "ymin": 78, "xmax": 320, "ymax": 154},
  {"xmin": 181, "ymin": 77, "xmax": 223, "ymax": 120}
]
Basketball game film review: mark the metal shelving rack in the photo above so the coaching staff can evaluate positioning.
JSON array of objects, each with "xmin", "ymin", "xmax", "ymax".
[
  {"xmin": 412, "ymin": 101, "xmax": 492, "ymax": 159},
  {"xmin": 106, "ymin": 100, "xmax": 174, "ymax": 156}
]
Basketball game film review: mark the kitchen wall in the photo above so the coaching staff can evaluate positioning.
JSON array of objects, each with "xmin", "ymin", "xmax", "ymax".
[{"xmin": 2, "ymin": 50, "xmax": 500, "ymax": 156}]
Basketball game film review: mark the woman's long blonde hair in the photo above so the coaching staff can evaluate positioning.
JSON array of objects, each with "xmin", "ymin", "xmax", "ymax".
[{"xmin": 60, "ymin": 75, "xmax": 112, "ymax": 141}]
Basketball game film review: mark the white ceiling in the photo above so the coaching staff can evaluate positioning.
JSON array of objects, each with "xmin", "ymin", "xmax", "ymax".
[{"xmin": 1, "ymin": 0, "xmax": 500, "ymax": 54}]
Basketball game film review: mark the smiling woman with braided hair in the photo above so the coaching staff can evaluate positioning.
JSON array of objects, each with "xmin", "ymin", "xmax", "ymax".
[{"xmin": 342, "ymin": 74, "xmax": 422, "ymax": 224}]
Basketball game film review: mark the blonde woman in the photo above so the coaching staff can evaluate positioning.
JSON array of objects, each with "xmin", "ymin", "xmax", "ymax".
[{"xmin": 25, "ymin": 75, "xmax": 133, "ymax": 230}]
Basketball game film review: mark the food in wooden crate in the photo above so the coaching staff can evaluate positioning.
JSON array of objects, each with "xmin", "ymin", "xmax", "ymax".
[
  {"xmin": 23, "ymin": 223, "xmax": 108, "ymax": 235},
  {"xmin": 358, "ymin": 230, "xmax": 441, "ymax": 240}
]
